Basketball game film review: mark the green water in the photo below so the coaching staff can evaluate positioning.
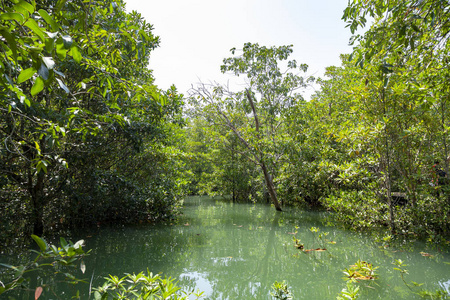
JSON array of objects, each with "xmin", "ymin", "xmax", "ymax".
[{"xmin": 3, "ymin": 196, "xmax": 450, "ymax": 299}]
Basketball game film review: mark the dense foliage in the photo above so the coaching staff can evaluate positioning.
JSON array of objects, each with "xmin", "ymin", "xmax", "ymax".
[
  {"xmin": 0, "ymin": 0, "xmax": 186, "ymax": 247},
  {"xmin": 1, "ymin": 0, "xmax": 448, "ymax": 256},
  {"xmin": 185, "ymin": 0, "xmax": 450, "ymax": 240}
]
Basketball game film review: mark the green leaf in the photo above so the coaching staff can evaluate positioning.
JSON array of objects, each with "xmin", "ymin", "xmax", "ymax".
[
  {"xmin": 38, "ymin": 63, "xmax": 49, "ymax": 80},
  {"xmin": 24, "ymin": 19, "xmax": 45, "ymax": 42},
  {"xmin": 16, "ymin": 0, "xmax": 35, "ymax": 14},
  {"xmin": 17, "ymin": 67, "xmax": 36, "ymax": 84},
  {"xmin": 31, "ymin": 235, "xmax": 48, "ymax": 251},
  {"xmin": 56, "ymin": 0, "xmax": 69, "ymax": 12},
  {"xmin": 80, "ymin": 261, "xmax": 86, "ymax": 274},
  {"xmin": 38, "ymin": 9, "xmax": 59, "ymax": 31},
  {"xmin": 36, "ymin": 160, "xmax": 48, "ymax": 173},
  {"xmin": 56, "ymin": 39, "xmax": 67, "ymax": 59},
  {"xmin": 0, "ymin": 30, "xmax": 18, "ymax": 61},
  {"xmin": 20, "ymin": 96, "xmax": 31, "ymax": 107},
  {"xmin": 31, "ymin": 77, "xmax": 44, "ymax": 95},
  {"xmin": 0, "ymin": 263, "xmax": 17, "ymax": 270},
  {"xmin": 60, "ymin": 237, "xmax": 68, "ymax": 248},
  {"xmin": 0, "ymin": 12, "xmax": 24, "ymax": 23},
  {"xmin": 70, "ymin": 46, "xmax": 82, "ymax": 63}
]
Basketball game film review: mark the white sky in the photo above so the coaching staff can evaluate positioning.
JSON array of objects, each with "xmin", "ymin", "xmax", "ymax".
[{"xmin": 124, "ymin": 0, "xmax": 356, "ymax": 99}]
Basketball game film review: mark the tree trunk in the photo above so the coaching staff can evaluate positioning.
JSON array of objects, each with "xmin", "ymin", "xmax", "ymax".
[
  {"xmin": 381, "ymin": 83, "xmax": 394, "ymax": 232},
  {"xmin": 245, "ymin": 89, "xmax": 282, "ymax": 211},
  {"xmin": 261, "ymin": 162, "xmax": 282, "ymax": 211},
  {"xmin": 29, "ymin": 140, "xmax": 46, "ymax": 236},
  {"xmin": 30, "ymin": 171, "xmax": 45, "ymax": 236}
]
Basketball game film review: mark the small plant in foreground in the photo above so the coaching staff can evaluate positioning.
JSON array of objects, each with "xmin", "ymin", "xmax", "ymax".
[
  {"xmin": 93, "ymin": 270, "xmax": 204, "ymax": 299},
  {"xmin": 0, "ymin": 235, "xmax": 87, "ymax": 298},
  {"xmin": 0, "ymin": 236, "xmax": 203, "ymax": 300},
  {"xmin": 271, "ymin": 281, "xmax": 293, "ymax": 300}
]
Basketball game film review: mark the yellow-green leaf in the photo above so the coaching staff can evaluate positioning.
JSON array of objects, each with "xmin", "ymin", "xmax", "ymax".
[
  {"xmin": 38, "ymin": 9, "xmax": 59, "ymax": 31},
  {"xmin": 0, "ymin": 12, "xmax": 24, "ymax": 23},
  {"xmin": 31, "ymin": 77, "xmax": 44, "ymax": 95},
  {"xmin": 24, "ymin": 19, "xmax": 45, "ymax": 42},
  {"xmin": 70, "ymin": 45, "xmax": 82, "ymax": 63},
  {"xmin": 16, "ymin": 0, "xmax": 35, "ymax": 14},
  {"xmin": 17, "ymin": 67, "xmax": 36, "ymax": 84},
  {"xmin": 31, "ymin": 234, "xmax": 48, "ymax": 251}
]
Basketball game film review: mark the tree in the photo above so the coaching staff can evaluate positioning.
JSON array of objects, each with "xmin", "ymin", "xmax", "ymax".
[
  {"xmin": 0, "ymin": 0, "xmax": 183, "ymax": 237},
  {"xmin": 190, "ymin": 43, "xmax": 312, "ymax": 211}
]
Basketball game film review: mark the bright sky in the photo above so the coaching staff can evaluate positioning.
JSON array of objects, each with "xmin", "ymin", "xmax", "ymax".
[{"xmin": 124, "ymin": 0, "xmax": 356, "ymax": 99}]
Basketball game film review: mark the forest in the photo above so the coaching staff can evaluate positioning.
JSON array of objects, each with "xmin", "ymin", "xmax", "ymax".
[{"xmin": 0, "ymin": 0, "xmax": 449, "ymax": 299}]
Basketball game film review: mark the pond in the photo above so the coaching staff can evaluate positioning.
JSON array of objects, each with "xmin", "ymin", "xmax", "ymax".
[{"xmin": 3, "ymin": 196, "xmax": 450, "ymax": 299}]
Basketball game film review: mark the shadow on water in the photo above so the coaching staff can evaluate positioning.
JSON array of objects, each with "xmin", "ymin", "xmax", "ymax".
[{"xmin": 1, "ymin": 195, "xmax": 449, "ymax": 299}]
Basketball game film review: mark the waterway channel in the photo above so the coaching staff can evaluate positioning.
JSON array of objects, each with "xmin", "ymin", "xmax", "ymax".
[{"xmin": 3, "ymin": 196, "xmax": 450, "ymax": 299}]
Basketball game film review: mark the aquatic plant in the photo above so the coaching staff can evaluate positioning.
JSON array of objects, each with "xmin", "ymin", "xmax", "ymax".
[
  {"xmin": 394, "ymin": 259, "xmax": 448, "ymax": 299},
  {"xmin": 270, "ymin": 281, "xmax": 293, "ymax": 300},
  {"xmin": 337, "ymin": 281, "xmax": 360, "ymax": 300},
  {"xmin": 343, "ymin": 259, "xmax": 378, "ymax": 282}
]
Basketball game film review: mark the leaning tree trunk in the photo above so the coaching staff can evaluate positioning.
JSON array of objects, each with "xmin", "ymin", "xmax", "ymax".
[
  {"xmin": 261, "ymin": 162, "xmax": 282, "ymax": 211},
  {"xmin": 246, "ymin": 89, "xmax": 282, "ymax": 212}
]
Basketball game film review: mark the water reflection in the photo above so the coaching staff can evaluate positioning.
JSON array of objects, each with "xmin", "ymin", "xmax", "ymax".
[{"xmin": 2, "ymin": 196, "xmax": 449, "ymax": 299}]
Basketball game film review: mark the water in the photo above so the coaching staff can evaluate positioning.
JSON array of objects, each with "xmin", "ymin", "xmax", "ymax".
[{"xmin": 2, "ymin": 196, "xmax": 450, "ymax": 299}]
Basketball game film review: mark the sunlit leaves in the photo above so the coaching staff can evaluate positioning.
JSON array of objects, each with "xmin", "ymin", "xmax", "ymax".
[
  {"xmin": 30, "ymin": 76, "xmax": 44, "ymax": 95},
  {"xmin": 38, "ymin": 9, "xmax": 59, "ymax": 31},
  {"xmin": 17, "ymin": 67, "xmax": 36, "ymax": 84}
]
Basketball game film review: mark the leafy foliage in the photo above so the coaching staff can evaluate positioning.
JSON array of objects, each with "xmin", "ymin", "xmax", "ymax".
[
  {"xmin": 189, "ymin": 43, "xmax": 312, "ymax": 210},
  {"xmin": 0, "ymin": 0, "xmax": 186, "ymax": 241},
  {"xmin": 0, "ymin": 235, "xmax": 87, "ymax": 297}
]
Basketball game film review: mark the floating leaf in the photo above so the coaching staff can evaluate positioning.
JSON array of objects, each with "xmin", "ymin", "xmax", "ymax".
[
  {"xmin": 303, "ymin": 248, "xmax": 327, "ymax": 252},
  {"xmin": 420, "ymin": 252, "xmax": 434, "ymax": 257}
]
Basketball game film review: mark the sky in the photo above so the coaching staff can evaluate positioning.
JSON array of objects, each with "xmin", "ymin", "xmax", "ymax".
[{"xmin": 124, "ymin": 0, "xmax": 357, "ymax": 99}]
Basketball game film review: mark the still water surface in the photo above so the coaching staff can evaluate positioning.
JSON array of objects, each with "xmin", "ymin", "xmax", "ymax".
[
  {"xmin": 6, "ymin": 196, "xmax": 450, "ymax": 299},
  {"xmin": 79, "ymin": 196, "xmax": 449, "ymax": 299}
]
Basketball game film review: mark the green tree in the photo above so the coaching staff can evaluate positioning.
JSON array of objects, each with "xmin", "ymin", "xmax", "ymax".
[
  {"xmin": 0, "ymin": 0, "xmax": 184, "ymax": 238},
  {"xmin": 190, "ymin": 43, "xmax": 312, "ymax": 210}
]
